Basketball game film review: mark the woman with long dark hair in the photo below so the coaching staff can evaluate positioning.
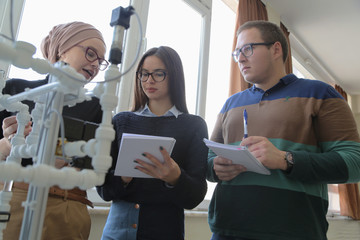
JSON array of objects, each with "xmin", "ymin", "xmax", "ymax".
[{"xmin": 97, "ymin": 46, "xmax": 208, "ymax": 240}]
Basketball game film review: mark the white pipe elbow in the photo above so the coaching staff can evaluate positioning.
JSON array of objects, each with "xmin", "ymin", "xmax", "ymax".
[{"xmin": 64, "ymin": 141, "xmax": 87, "ymax": 157}]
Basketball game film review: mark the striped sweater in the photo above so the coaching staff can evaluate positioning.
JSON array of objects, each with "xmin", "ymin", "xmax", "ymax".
[{"xmin": 207, "ymin": 74, "xmax": 360, "ymax": 240}]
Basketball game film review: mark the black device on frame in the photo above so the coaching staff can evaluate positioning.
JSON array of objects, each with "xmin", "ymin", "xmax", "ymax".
[{"xmin": 61, "ymin": 116, "xmax": 98, "ymax": 169}]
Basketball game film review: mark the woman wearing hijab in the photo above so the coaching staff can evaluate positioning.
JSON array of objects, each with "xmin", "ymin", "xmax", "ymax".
[{"xmin": 0, "ymin": 21, "xmax": 107, "ymax": 239}]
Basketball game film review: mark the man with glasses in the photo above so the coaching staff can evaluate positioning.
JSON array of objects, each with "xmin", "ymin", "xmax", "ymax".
[{"xmin": 207, "ymin": 20, "xmax": 360, "ymax": 240}]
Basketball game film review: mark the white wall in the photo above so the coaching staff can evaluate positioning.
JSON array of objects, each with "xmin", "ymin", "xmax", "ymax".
[{"xmin": 87, "ymin": 208, "xmax": 213, "ymax": 240}]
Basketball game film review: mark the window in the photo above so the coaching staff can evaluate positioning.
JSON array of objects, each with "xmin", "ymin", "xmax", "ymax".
[
  {"xmin": 204, "ymin": 0, "xmax": 236, "ymax": 200},
  {"xmin": 8, "ymin": 0, "xmax": 130, "ymax": 88},
  {"xmin": 145, "ymin": 0, "xmax": 202, "ymax": 114}
]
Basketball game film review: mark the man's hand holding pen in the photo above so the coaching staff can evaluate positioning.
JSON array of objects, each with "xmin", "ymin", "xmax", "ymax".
[
  {"xmin": 213, "ymin": 109, "xmax": 287, "ymax": 181},
  {"xmin": 240, "ymin": 136, "xmax": 287, "ymax": 171},
  {"xmin": 242, "ymin": 108, "xmax": 286, "ymax": 172}
]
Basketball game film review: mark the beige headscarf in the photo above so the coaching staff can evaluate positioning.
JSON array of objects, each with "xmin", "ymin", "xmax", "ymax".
[{"xmin": 40, "ymin": 21, "xmax": 105, "ymax": 63}]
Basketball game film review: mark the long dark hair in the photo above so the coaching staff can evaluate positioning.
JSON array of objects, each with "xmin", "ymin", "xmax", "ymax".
[{"xmin": 131, "ymin": 46, "xmax": 189, "ymax": 114}]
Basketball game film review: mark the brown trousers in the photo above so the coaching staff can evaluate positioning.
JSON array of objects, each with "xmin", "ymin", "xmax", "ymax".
[{"xmin": 0, "ymin": 183, "xmax": 91, "ymax": 240}]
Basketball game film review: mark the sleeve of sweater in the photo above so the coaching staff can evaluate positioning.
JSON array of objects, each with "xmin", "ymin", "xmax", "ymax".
[
  {"xmin": 169, "ymin": 116, "xmax": 209, "ymax": 209},
  {"xmin": 289, "ymin": 86, "xmax": 360, "ymax": 183}
]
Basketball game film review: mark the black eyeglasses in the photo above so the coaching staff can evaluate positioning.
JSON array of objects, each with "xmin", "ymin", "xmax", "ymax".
[
  {"xmin": 232, "ymin": 42, "xmax": 275, "ymax": 62},
  {"xmin": 76, "ymin": 45, "xmax": 109, "ymax": 71},
  {"xmin": 137, "ymin": 70, "xmax": 167, "ymax": 82}
]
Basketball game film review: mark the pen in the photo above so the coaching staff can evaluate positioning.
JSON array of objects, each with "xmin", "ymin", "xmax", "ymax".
[{"xmin": 243, "ymin": 109, "xmax": 248, "ymax": 138}]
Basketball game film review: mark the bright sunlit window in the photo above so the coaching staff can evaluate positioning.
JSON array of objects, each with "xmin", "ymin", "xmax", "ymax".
[
  {"xmin": 9, "ymin": 0, "xmax": 130, "ymax": 87},
  {"xmin": 145, "ymin": 0, "xmax": 202, "ymax": 114}
]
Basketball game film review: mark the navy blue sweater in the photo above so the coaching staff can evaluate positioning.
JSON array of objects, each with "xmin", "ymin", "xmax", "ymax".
[{"xmin": 97, "ymin": 111, "xmax": 208, "ymax": 240}]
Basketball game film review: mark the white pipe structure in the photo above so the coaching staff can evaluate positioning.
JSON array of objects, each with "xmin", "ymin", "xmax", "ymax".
[{"xmin": 0, "ymin": 39, "xmax": 118, "ymax": 239}]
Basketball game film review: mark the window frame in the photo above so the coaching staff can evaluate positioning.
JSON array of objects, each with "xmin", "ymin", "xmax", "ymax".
[
  {"xmin": 0, "ymin": 0, "xmax": 25, "ymax": 75},
  {"xmin": 116, "ymin": 0, "xmax": 212, "ymax": 118}
]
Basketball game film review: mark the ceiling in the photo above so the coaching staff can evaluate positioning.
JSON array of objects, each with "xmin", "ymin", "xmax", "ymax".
[{"xmin": 257, "ymin": 0, "xmax": 360, "ymax": 95}]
